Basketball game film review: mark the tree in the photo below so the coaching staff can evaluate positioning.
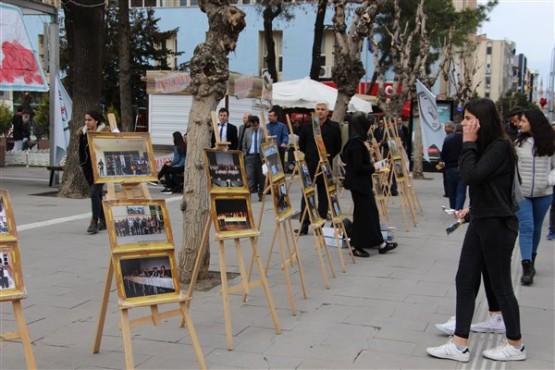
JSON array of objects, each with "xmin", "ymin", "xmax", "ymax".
[
  {"xmin": 331, "ymin": 0, "xmax": 384, "ymax": 123},
  {"xmin": 309, "ymin": 0, "xmax": 329, "ymax": 81},
  {"xmin": 118, "ymin": 0, "xmax": 133, "ymax": 132},
  {"xmin": 59, "ymin": 0, "xmax": 105, "ymax": 198},
  {"xmin": 178, "ymin": 2, "xmax": 246, "ymax": 283},
  {"xmin": 262, "ymin": 2, "xmax": 283, "ymax": 82}
]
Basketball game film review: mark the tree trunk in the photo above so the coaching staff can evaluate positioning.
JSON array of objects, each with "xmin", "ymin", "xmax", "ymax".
[
  {"xmin": 412, "ymin": 114, "xmax": 424, "ymax": 179},
  {"xmin": 331, "ymin": 0, "xmax": 383, "ymax": 123},
  {"xmin": 178, "ymin": 2, "xmax": 246, "ymax": 283},
  {"xmin": 59, "ymin": 0, "xmax": 105, "ymax": 198},
  {"xmin": 118, "ymin": 0, "xmax": 133, "ymax": 132},
  {"xmin": 309, "ymin": 0, "xmax": 328, "ymax": 81},
  {"xmin": 263, "ymin": 5, "xmax": 281, "ymax": 82}
]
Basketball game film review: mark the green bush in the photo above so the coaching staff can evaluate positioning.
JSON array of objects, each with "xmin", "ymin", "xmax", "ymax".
[
  {"xmin": 0, "ymin": 103, "xmax": 13, "ymax": 135},
  {"xmin": 34, "ymin": 94, "xmax": 50, "ymax": 138}
]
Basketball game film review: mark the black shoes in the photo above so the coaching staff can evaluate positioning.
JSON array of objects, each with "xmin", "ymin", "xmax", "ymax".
[
  {"xmin": 521, "ymin": 260, "xmax": 535, "ymax": 285},
  {"xmin": 379, "ymin": 242, "xmax": 398, "ymax": 254},
  {"xmin": 352, "ymin": 248, "xmax": 370, "ymax": 258},
  {"xmin": 87, "ymin": 219, "xmax": 98, "ymax": 234},
  {"xmin": 294, "ymin": 227, "xmax": 308, "ymax": 236}
]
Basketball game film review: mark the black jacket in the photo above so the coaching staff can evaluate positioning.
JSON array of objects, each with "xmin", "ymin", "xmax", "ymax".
[
  {"xmin": 441, "ymin": 132, "xmax": 463, "ymax": 169},
  {"xmin": 459, "ymin": 138, "xmax": 515, "ymax": 219},
  {"xmin": 211, "ymin": 122, "xmax": 239, "ymax": 150},
  {"xmin": 342, "ymin": 136, "xmax": 375, "ymax": 195},
  {"xmin": 298, "ymin": 119, "xmax": 342, "ymax": 171}
]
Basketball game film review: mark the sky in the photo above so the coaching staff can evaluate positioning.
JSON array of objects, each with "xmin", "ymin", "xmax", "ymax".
[{"xmin": 478, "ymin": 0, "xmax": 555, "ymax": 88}]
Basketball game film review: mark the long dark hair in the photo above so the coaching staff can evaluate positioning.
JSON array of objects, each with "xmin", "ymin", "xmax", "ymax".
[
  {"xmin": 463, "ymin": 99, "xmax": 506, "ymax": 153},
  {"xmin": 516, "ymin": 109, "xmax": 555, "ymax": 157},
  {"xmin": 173, "ymin": 131, "xmax": 187, "ymax": 155},
  {"xmin": 347, "ymin": 112, "xmax": 370, "ymax": 139}
]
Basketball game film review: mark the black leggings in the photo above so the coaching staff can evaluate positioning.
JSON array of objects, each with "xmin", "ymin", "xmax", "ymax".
[{"xmin": 454, "ymin": 216, "xmax": 521, "ymax": 340}]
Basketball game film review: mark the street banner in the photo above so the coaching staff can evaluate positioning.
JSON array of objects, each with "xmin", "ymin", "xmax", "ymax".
[
  {"xmin": 415, "ymin": 79, "xmax": 445, "ymax": 161},
  {"xmin": 0, "ymin": 3, "xmax": 48, "ymax": 92},
  {"xmin": 53, "ymin": 75, "xmax": 72, "ymax": 165}
]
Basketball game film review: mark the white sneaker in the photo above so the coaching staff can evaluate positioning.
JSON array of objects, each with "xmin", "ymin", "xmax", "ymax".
[
  {"xmin": 435, "ymin": 316, "xmax": 456, "ymax": 335},
  {"xmin": 483, "ymin": 340, "xmax": 526, "ymax": 361},
  {"xmin": 426, "ymin": 338, "xmax": 470, "ymax": 362},
  {"xmin": 471, "ymin": 313, "xmax": 506, "ymax": 333}
]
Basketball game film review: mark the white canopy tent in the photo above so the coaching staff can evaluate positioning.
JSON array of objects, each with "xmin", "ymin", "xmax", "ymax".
[{"xmin": 272, "ymin": 77, "xmax": 373, "ymax": 113}]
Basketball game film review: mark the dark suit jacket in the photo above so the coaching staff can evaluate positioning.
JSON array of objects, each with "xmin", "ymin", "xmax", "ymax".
[
  {"xmin": 298, "ymin": 119, "xmax": 342, "ymax": 173},
  {"xmin": 211, "ymin": 122, "xmax": 239, "ymax": 150},
  {"xmin": 342, "ymin": 137, "xmax": 375, "ymax": 195}
]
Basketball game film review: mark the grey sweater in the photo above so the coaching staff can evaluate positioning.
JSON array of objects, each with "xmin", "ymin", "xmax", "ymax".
[{"xmin": 515, "ymin": 137, "xmax": 555, "ymax": 197}]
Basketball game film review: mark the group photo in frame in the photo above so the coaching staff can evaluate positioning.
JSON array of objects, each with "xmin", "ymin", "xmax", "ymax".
[
  {"xmin": 305, "ymin": 190, "xmax": 322, "ymax": 225},
  {"xmin": 204, "ymin": 149, "xmax": 248, "ymax": 192},
  {"xmin": 261, "ymin": 143, "xmax": 285, "ymax": 182},
  {"xmin": 88, "ymin": 132, "xmax": 157, "ymax": 184},
  {"xmin": 114, "ymin": 251, "xmax": 179, "ymax": 304},
  {"xmin": 0, "ymin": 244, "xmax": 24, "ymax": 298},
  {"xmin": 103, "ymin": 199, "xmax": 173, "ymax": 252},
  {"xmin": 212, "ymin": 196, "xmax": 258, "ymax": 238},
  {"xmin": 0, "ymin": 190, "xmax": 17, "ymax": 242},
  {"xmin": 393, "ymin": 158, "xmax": 405, "ymax": 179},
  {"xmin": 272, "ymin": 179, "xmax": 294, "ymax": 221}
]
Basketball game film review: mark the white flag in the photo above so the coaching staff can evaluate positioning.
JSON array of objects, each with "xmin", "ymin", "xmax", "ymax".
[
  {"xmin": 53, "ymin": 75, "xmax": 72, "ymax": 165},
  {"xmin": 415, "ymin": 80, "xmax": 446, "ymax": 162}
]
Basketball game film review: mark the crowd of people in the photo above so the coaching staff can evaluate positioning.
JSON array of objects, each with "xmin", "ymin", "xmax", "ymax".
[{"xmin": 114, "ymin": 216, "xmax": 164, "ymax": 238}]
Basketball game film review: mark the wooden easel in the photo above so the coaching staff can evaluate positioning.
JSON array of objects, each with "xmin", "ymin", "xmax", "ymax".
[
  {"xmin": 93, "ymin": 183, "xmax": 206, "ymax": 369},
  {"xmin": 184, "ymin": 114, "xmax": 281, "ymax": 351},
  {"xmin": 0, "ymin": 190, "xmax": 36, "ymax": 370}
]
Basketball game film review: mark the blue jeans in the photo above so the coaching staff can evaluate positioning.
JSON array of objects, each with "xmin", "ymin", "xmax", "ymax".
[
  {"xmin": 445, "ymin": 167, "xmax": 467, "ymax": 210},
  {"xmin": 516, "ymin": 194, "xmax": 553, "ymax": 260}
]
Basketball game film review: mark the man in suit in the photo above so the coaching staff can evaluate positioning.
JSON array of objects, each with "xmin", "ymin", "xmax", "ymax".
[
  {"xmin": 241, "ymin": 115, "xmax": 266, "ymax": 201},
  {"xmin": 211, "ymin": 107, "xmax": 239, "ymax": 150},
  {"xmin": 297, "ymin": 102, "xmax": 342, "ymax": 234}
]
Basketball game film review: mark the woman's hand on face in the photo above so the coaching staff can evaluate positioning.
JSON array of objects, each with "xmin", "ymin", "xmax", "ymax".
[{"xmin": 462, "ymin": 118, "xmax": 480, "ymax": 142}]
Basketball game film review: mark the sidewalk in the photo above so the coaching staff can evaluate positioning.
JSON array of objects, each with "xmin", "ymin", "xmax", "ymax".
[{"xmin": 1, "ymin": 166, "xmax": 553, "ymax": 369}]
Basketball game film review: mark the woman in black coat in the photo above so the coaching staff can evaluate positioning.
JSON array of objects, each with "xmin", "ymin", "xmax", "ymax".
[{"xmin": 341, "ymin": 112, "xmax": 397, "ymax": 257}]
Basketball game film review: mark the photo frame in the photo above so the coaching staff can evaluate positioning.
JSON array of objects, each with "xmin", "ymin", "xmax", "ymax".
[
  {"xmin": 0, "ymin": 244, "xmax": 25, "ymax": 299},
  {"xmin": 212, "ymin": 195, "xmax": 259, "ymax": 239},
  {"xmin": 204, "ymin": 149, "xmax": 248, "ymax": 193},
  {"xmin": 298, "ymin": 160, "xmax": 313, "ymax": 190},
  {"xmin": 311, "ymin": 116, "xmax": 322, "ymax": 136},
  {"xmin": 393, "ymin": 158, "xmax": 405, "ymax": 179},
  {"xmin": 0, "ymin": 190, "xmax": 17, "ymax": 242},
  {"xmin": 113, "ymin": 251, "xmax": 179, "ymax": 305},
  {"xmin": 271, "ymin": 179, "xmax": 295, "ymax": 221},
  {"xmin": 88, "ymin": 132, "xmax": 157, "ymax": 184},
  {"xmin": 372, "ymin": 173, "xmax": 383, "ymax": 196},
  {"xmin": 329, "ymin": 190, "xmax": 343, "ymax": 219},
  {"xmin": 261, "ymin": 142, "xmax": 285, "ymax": 182},
  {"xmin": 103, "ymin": 199, "xmax": 173, "ymax": 253},
  {"xmin": 304, "ymin": 190, "xmax": 323, "ymax": 225},
  {"xmin": 321, "ymin": 161, "xmax": 334, "ymax": 187},
  {"xmin": 314, "ymin": 135, "xmax": 328, "ymax": 159}
]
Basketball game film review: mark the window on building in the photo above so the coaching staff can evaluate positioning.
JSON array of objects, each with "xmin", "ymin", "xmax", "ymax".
[
  {"xmin": 485, "ymin": 92, "xmax": 490, "ymax": 98},
  {"xmin": 486, "ymin": 46, "xmax": 492, "ymax": 55}
]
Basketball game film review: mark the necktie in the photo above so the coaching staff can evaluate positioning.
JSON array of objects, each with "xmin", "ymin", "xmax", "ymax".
[
  {"xmin": 253, "ymin": 130, "xmax": 258, "ymax": 154},
  {"xmin": 219, "ymin": 124, "xmax": 224, "ymax": 140}
]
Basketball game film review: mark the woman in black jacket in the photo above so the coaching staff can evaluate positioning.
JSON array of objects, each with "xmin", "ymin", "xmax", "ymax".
[
  {"xmin": 427, "ymin": 98, "xmax": 526, "ymax": 363},
  {"xmin": 341, "ymin": 112, "xmax": 397, "ymax": 257}
]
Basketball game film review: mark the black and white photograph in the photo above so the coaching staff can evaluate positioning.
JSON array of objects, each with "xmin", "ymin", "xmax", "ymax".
[
  {"xmin": 272, "ymin": 180, "xmax": 294, "ymax": 220},
  {"xmin": 103, "ymin": 200, "xmax": 172, "ymax": 251},
  {"xmin": 118, "ymin": 255, "xmax": 177, "ymax": 300},
  {"xmin": 262, "ymin": 143, "xmax": 284, "ymax": 181},
  {"xmin": 205, "ymin": 149, "xmax": 247, "ymax": 191},
  {"xmin": 88, "ymin": 132, "xmax": 157, "ymax": 183}
]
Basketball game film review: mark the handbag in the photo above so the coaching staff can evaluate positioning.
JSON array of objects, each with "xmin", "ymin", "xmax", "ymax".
[{"xmin": 512, "ymin": 165, "xmax": 524, "ymax": 211}]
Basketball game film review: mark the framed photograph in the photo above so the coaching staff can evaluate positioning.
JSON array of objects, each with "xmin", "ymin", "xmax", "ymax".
[
  {"xmin": 393, "ymin": 158, "xmax": 405, "ymax": 180},
  {"xmin": 304, "ymin": 190, "xmax": 323, "ymax": 225},
  {"xmin": 88, "ymin": 132, "xmax": 157, "ymax": 184},
  {"xmin": 103, "ymin": 199, "xmax": 173, "ymax": 253},
  {"xmin": 329, "ymin": 190, "xmax": 343, "ymax": 219},
  {"xmin": 321, "ymin": 161, "xmax": 334, "ymax": 187},
  {"xmin": 0, "ymin": 244, "xmax": 25, "ymax": 300},
  {"xmin": 261, "ymin": 142, "xmax": 285, "ymax": 182},
  {"xmin": 311, "ymin": 116, "xmax": 322, "ymax": 136},
  {"xmin": 314, "ymin": 135, "xmax": 328, "ymax": 159},
  {"xmin": 114, "ymin": 251, "xmax": 179, "ymax": 305},
  {"xmin": 299, "ymin": 160, "xmax": 313, "ymax": 190},
  {"xmin": 0, "ymin": 190, "xmax": 17, "ymax": 242},
  {"xmin": 204, "ymin": 149, "xmax": 248, "ymax": 193},
  {"xmin": 272, "ymin": 179, "xmax": 295, "ymax": 221},
  {"xmin": 212, "ymin": 195, "xmax": 259, "ymax": 239}
]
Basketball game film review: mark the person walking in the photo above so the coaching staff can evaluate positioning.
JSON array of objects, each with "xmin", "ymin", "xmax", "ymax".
[
  {"xmin": 78, "ymin": 110, "xmax": 110, "ymax": 234},
  {"xmin": 440, "ymin": 122, "xmax": 466, "ymax": 210},
  {"xmin": 241, "ymin": 115, "xmax": 265, "ymax": 201},
  {"xmin": 341, "ymin": 112, "xmax": 397, "ymax": 257},
  {"xmin": 514, "ymin": 109, "xmax": 555, "ymax": 285},
  {"xmin": 427, "ymin": 98, "xmax": 526, "ymax": 363}
]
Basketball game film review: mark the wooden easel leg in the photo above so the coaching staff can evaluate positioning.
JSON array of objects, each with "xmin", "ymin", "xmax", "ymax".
[
  {"xmin": 315, "ymin": 227, "xmax": 336, "ymax": 279},
  {"xmin": 286, "ymin": 219, "xmax": 308, "ymax": 299},
  {"xmin": 332, "ymin": 222, "xmax": 347, "ymax": 273},
  {"xmin": 120, "ymin": 308, "xmax": 135, "ymax": 370},
  {"xmin": 179, "ymin": 302, "xmax": 207, "ymax": 370},
  {"xmin": 311, "ymin": 228, "xmax": 330, "ymax": 289},
  {"xmin": 338, "ymin": 222, "xmax": 356, "ymax": 264},
  {"xmin": 251, "ymin": 237, "xmax": 281, "ymax": 334},
  {"xmin": 186, "ymin": 217, "xmax": 212, "ymax": 301},
  {"xmin": 264, "ymin": 227, "xmax": 278, "ymax": 273},
  {"xmin": 218, "ymin": 241, "xmax": 234, "ymax": 350},
  {"xmin": 93, "ymin": 257, "xmax": 114, "ymax": 354},
  {"xmin": 12, "ymin": 300, "xmax": 36, "ymax": 370},
  {"xmin": 234, "ymin": 239, "xmax": 250, "ymax": 296},
  {"xmin": 276, "ymin": 223, "xmax": 297, "ymax": 315}
]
